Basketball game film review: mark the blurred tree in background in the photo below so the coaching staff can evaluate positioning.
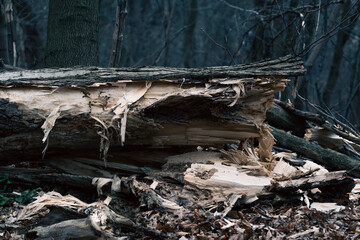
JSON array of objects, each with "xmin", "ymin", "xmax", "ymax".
[
  {"xmin": 2, "ymin": 0, "xmax": 360, "ymax": 129},
  {"xmin": 0, "ymin": 0, "xmax": 9, "ymax": 64},
  {"xmin": 45, "ymin": 0, "xmax": 99, "ymax": 67}
]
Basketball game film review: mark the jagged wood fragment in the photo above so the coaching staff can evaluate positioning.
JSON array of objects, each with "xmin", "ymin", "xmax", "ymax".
[
  {"xmin": 29, "ymin": 219, "xmax": 98, "ymax": 240},
  {"xmin": 305, "ymin": 127, "xmax": 360, "ymax": 154},
  {"xmin": 271, "ymin": 171, "xmax": 355, "ymax": 196}
]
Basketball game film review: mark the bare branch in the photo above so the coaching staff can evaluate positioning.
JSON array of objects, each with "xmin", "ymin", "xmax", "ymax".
[
  {"xmin": 218, "ymin": 0, "xmax": 260, "ymax": 16},
  {"xmin": 299, "ymin": 0, "xmax": 360, "ymax": 57},
  {"xmin": 297, "ymin": 92, "xmax": 360, "ymax": 137},
  {"xmin": 200, "ymin": 28, "xmax": 235, "ymax": 65}
]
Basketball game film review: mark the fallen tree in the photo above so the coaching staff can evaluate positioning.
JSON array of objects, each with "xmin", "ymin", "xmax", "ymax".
[
  {"xmin": 0, "ymin": 56, "xmax": 304, "ymax": 165},
  {"xmin": 3, "ymin": 56, "xmax": 360, "ymax": 239}
]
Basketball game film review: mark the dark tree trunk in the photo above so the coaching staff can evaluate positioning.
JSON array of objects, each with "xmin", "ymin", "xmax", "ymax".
[
  {"xmin": 183, "ymin": 0, "xmax": 197, "ymax": 68},
  {"xmin": 0, "ymin": 1, "xmax": 9, "ymax": 64},
  {"xmin": 45, "ymin": 0, "xmax": 99, "ymax": 68},
  {"xmin": 322, "ymin": 0, "xmax": 355, "ymax": 106}
]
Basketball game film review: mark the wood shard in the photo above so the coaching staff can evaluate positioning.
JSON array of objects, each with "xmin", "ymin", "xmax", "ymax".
[{"xmin": 184, "ymin": 161, "xmax": 272, "ymax": 200}]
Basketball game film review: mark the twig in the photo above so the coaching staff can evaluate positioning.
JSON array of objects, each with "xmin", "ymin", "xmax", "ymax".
[
  {"xmin": 315, "ymin": 0, "xmax": 321, "ymax": 34},
  {"xmin": 274, "ymin": 168, "xmax": 320, "ymax": 182},
  {"xmin": 200, "ymin": 28, "xmax": 235, "ymax": 65},
  {"xmin": 230, "ymin": 1, "xmax": 344, "ymax": 24},
  {"xmin": 153, "ymin": 24, "xmax": 190, "ymax": 65},
  {"xmin": 297, "ymin": 93, "xmax": 360, "ymax": 137},
  {"xmin": 345, "ymin": 81, "xmax": 360, "ymax": 117},
  {"xmin": 298, "ymin": 0, "xmax": 360, "ymax": 56},
  {"xmin": 334, "ymin": 110, "xmax": 359, "ymax": 135},
  {"xmin": 322, "ymin": 123, "xmax": 360, "ymax": 145},
  {"xmin": 218, "ymin": 0, "xmax": 260, "ymax": 16},
  {"xmin": 275, "ymin": 98, "xmax": 360, "ymax": 145}
]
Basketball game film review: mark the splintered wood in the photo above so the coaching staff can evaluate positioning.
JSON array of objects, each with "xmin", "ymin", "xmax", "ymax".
[{"xmin": 0, "ymin": 56, "xmax": 304, "ymax": 164}]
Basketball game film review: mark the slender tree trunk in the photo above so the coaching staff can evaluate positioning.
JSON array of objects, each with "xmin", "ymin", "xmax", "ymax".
[
  {"xmin": 277, "ymin": 0, "xmax": 299, "ymax": 102},
  {"xmin": 297, "ymin": 3, "xmax": 343, "ymax": 110},
  {"xmin": 4, "ymin": 0, "xmax": 15, "ymax": 66},
  {"xmin": 183, "ymin": 0, "xmax": 197, "ymax": 68},
  {"xmin": 45, "ymin": 0, "xmax": 99, "ymax": 68},
  {"xmin": 13, "ymin": 0, "xmax": 44, "ymax": 68},
  {"xmin": 249, "ymin": 0, "xmax": 273, "ymax": 61},
  {"xmin": 344, "ymin": 41, "xmax": 360, "ymax": 118},
  {"xmin": 162, "ymin": 0, "xmax": 176, "ymax": 66},
  {"xmin": 305, "ymin": 5, "xmax": 343, "ymax": 69},
  {"xmin": 322, "ymin": 1, "xmax": 355, "ymax": 106},
  {"xmin": 108, "ymin": 0, "xmax": 127, "ymax": 67},
  {"xmin": 0, "ymin": 1, "xmax": 9, "ymax": 64}
]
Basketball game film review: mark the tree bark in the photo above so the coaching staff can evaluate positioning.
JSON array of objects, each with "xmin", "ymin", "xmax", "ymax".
[
  {"xmin": 45, "ymin": 0, "xmax": 99, "ymax": 67},
  {"xmin": 0, "ymin": 55, "xmax": 305, "ymax": 86},
  {"xmin": 0, "ymin": 167, "xmax": 95, "ymax": 190},
  {"xmin": 266, "ymin": 102, "xmax": 307, "ymax": 137}
]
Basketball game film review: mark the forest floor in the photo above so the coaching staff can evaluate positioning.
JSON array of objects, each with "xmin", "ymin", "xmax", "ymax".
[{"xmin": 0, "ymin": 156, "xmax": 359, "ymax": 240}]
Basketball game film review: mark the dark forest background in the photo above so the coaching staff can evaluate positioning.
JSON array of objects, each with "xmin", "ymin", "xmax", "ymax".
[{"xmin": 1, "ymin": 0, "xmax": 360, "ymax": 130}]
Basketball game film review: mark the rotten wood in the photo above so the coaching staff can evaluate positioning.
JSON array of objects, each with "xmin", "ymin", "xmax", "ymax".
[{"xmin": 305, "ymin": 127, "xmax": 360, "ymax": 154}]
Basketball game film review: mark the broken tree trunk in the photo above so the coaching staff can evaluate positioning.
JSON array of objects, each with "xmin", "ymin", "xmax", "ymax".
[
  {"xmin": 0, "ymin": 56, "xmax": 304, "ymax": 164},
  {"xmin": 268, "ymin": 99, "xmax": 360, "ymax": 163},
  {"xmin": 266, "ymin": 102, "xmax": 307, "ymax": 137},
  {"xmin": 0, "ymin": 166, "xmax": 96, "ymax": 191},
  {"xmin": 271, "ymin": 127, "xmax": 360, "ymax": 177}
]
